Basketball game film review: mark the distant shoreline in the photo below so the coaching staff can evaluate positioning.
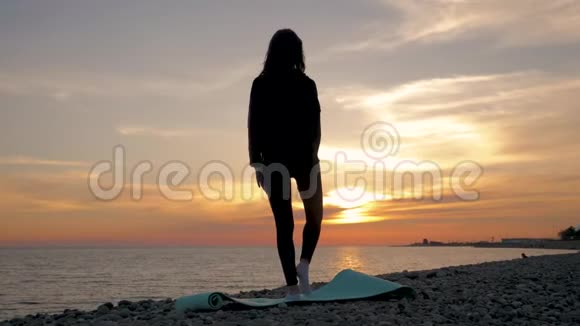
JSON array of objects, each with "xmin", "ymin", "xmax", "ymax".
[{"xmin": 403, "ymin": 240, "xmax": 580, "ymax": 250}]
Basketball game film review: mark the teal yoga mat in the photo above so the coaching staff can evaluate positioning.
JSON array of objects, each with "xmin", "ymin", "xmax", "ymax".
[{"xmin": 176, "ymin": 269, "xmax": 414, "ymax": 313}]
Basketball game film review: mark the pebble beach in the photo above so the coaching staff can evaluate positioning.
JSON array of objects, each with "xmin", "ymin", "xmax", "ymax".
[{"xmin": 2, "ymin": 252, "xmax": 579, "ymax": 326}]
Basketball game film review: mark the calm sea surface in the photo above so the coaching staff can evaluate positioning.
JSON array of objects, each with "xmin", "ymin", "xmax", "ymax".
[{"xmin": 0, "ymin": 246, "xmax": 575, "ymax": 320}]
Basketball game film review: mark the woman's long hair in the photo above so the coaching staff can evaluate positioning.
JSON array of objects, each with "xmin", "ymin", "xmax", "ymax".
[{"xmin": 262, "ymin": 29, "xmax": 305, "ymax": 75}]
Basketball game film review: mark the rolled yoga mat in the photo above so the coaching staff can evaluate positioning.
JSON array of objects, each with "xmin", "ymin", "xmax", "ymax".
[{"xmin": 175, "ymin": 269, "xmax": 414, "ymax": 313}]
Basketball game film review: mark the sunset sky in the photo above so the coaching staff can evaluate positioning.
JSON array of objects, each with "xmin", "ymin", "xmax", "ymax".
[{"xmin": 1, "ymin": 0, "xmax": 580, "ymax": 247}]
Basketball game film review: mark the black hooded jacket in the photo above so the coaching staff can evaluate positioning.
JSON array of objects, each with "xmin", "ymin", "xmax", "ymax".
[{"xmin": 247, "ymin": 70, "xmax": 321, "ymax": 172}]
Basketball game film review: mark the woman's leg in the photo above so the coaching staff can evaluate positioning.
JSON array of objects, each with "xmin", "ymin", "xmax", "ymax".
[
  {"xmin": 296, "ymin": 166, "xmax": 323, "ymax": 263},
  {"xmin": 265, "ymin": 170, "xmax": 298, "ymax": 286}
]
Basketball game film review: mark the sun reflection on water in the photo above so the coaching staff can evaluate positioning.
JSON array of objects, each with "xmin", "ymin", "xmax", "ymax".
[{"xmin": 335, "ymin": 246, "xmax": 365, "ymax": 271}]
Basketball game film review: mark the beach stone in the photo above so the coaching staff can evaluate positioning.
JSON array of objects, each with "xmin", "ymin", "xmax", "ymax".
[
  {"xmin": 96, "ymin": 304, "xmax": 111, "ymax": 315},
  {"xmin": 128, "ymin": 321, "xmax": 150, "ymax": 326},
  {"xmin": 118, "ymin": 308, "xmax": 131, "ymax": 318},
  {"xmin": 246, "ymin": 310, "xmax": 259, "ymax": 319},
  {"xmin": 127, "ymin": 302, "xmax": 139, "ymax": 311},
  {"xmin": 93, "ymin": 321, "xmax": 116, "ymax": 326},
  {"xmin": 404, "ymin": 272, "xmax": 419, "ymax": 280},
  {"xmin": 176, "ymin": 321, "xmax": 192, "ymax": 326},
  {"xmin": 98, "ymin": 313, "xmax": 122, "ymax": 321},
  {"xmin": 520, "ymin": 304, "xmax": 533, "ymax": 315},
  {"xmin": 249, "ymin": 319, "xmax": 274, "ymax": 326}
]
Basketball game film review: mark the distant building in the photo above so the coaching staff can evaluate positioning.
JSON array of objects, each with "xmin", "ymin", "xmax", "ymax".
[{"xmin": 501, "ymin": 238, "xmax": 553, "ymax": 244}]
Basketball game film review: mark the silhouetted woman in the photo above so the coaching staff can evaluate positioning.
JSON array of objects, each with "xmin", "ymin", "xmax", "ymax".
[{"xmin": 247, "ymin": 29, "xmax": 323, "ymax": 299}]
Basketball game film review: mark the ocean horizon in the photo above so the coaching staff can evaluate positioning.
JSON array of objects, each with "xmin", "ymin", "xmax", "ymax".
[{"xmin": 1, "ymin": 246, "xmax": 576, "ymax": 320}]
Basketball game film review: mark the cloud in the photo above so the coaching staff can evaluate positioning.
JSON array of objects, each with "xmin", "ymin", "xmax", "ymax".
[
  {"xmin": 332, "ymin": 0, "xmax": 580, "ymax": 53},
  {"xmin": 0, "ymin": 156, "xmax": 89, "ymax": 167},
  {"xmin": 0, "ymin": 63, "xmax": 255, "ymax": 101},
  {"xmin": 117, "ymin": 126, "xmax": 196, "ymax": 138},
  {"xmin": 326, "ymin": 70, "xmax": 580, "ymax": 171},
  {"xmin": 331, "ymin": 71, "xmax": 580, "ymax": 118},
  {"xmin": 333, "ymin": 72, "xmax": 527, "ymax": 112}
]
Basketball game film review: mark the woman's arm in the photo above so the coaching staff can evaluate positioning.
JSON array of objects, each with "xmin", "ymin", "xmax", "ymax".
[
  {"xmin": 314, "ymin": 110, "xmax": 321, "ymax": 154},
  {"xmin": 311, "ymin": 80, "xmax": 321, "ymax": 154},
  {"xmin": 248, "ymin": 79, "xmax": 263, "ymax": 166}
]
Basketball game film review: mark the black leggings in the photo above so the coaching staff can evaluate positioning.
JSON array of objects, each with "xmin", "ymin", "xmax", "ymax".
[{"xmin": 263, "ymin": 164, "xmax": 323, "ymax": 286}]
